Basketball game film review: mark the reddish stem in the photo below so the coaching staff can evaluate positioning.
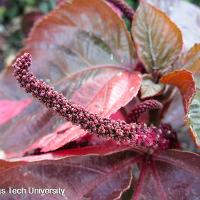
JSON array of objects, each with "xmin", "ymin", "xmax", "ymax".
[
  {"xmin": 106, "ymin": 0, "xmax": 134, "ymax": 21},
  {"xmin": 132, "ymin": 162, "xmax": 148, "ymax": 200},
  {"xmin": 151, "ymin": 161, "xmax": 167, "ymax": 200}
]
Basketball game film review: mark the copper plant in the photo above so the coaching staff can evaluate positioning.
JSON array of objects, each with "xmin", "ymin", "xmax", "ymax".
[{"xmin": 0, "ymin": 0, "xmax": 200, "ymax": 199}]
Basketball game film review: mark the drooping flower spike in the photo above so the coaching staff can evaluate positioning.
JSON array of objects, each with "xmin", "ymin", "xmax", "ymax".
[{"xmin": 12, "ymin": 53, "xmax": 170, "ymax": 151}]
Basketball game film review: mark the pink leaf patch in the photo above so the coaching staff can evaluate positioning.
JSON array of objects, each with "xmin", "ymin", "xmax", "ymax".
[{"xmin": 0, "ymin": 99, "xmax": 32, "ymax": 125}]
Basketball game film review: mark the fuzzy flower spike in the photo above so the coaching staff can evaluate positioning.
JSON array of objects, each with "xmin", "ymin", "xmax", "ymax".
[
  {"xmin": 128, "ymin": 100, "xmax": 163, "ymax": 123},
  {"xmin": 13, "ymin": 53, "xmax": 170, "ymax": 151}
]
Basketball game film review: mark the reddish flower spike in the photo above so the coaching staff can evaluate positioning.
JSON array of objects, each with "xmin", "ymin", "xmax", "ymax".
[
  {"xmin": 12, "ymin": 53, "xmax": 170, "ymax": 151},
  {"xmin": 128, "ymin": 100, "xmax": 163, "ymax": 123}
]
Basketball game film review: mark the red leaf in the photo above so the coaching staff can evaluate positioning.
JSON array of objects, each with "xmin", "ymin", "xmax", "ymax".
[
  {"xmin": 0, "ymin": 99, "xmax": 32, "ymax": 125},
  {"xmin": 3, "ymin": 148, "xmax": 200, "ymax": 200},
  {"xmin": 80, "ymin": 71, "xmax": 142, "ymax": 117},
  {"xmin": 0, "ymin": 150, "xmax": 137, "ymax": 200},
  {"xmin": 131, "ymin": 150, "xmax": 200, "ymax": 200},
  {"xmin": 9, "ymin": 141, "xmax": 130, "ymax": 162},
  {"xmin": 23, "ymin": 0, "xmax": 136, "ymax": 80}
]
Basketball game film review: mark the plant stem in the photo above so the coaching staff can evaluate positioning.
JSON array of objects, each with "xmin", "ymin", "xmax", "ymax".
[{"xmin": 106, "ymin": 0, "xmax": 134, "ymax": 21}]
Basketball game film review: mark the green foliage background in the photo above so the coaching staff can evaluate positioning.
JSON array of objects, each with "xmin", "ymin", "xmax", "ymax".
[{"xmin": 187, "ymin": 0, "xmax": 200, "ymax": 6}]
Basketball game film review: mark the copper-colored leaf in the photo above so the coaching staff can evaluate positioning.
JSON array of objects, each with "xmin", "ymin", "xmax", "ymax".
[
  {"xmin": 132, "ymin": 2, "xmax": 183, "ymax": 72},
  {"xmin": 160, "ymin": 70, "xmax": 195, "ymax": 113},
  {"xmin": 178, "ymin": 44, "xmax": 200, "ymax": 148},
  {"xmin": 180, "ymin": 44, "xmax": 200, "ymax": 72},
  {"xmin": 23, "ymin": 0, "xmax": 136, "ymax": 81},
  {"xmin": 162, "ymin": 44, "xmax": 200, "ymax": 147},
  {"xmin": 169, "ymin": 44, "xmax": 200, "ymax": 147},
  {"xmin": 146, "ymin": 0, "xmax": 200, "ymax": 49}
]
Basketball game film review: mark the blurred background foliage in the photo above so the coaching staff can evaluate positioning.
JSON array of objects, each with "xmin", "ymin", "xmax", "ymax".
[
  {"xmin": 0, "ymin": 0, "xmax": 57, "ymax": 69},
  {"xmin": 188, "ymin": 0, "xmax": 200, "ymax": 6},
  {"xmin": 0, "ymin": 0, "xmax": 199, "ymax": 70}
]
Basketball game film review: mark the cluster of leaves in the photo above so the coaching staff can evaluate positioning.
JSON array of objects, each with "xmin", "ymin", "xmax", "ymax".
[{"xmin": 0, "ymin": 0, "xmax": 200, "ymax": 199}]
